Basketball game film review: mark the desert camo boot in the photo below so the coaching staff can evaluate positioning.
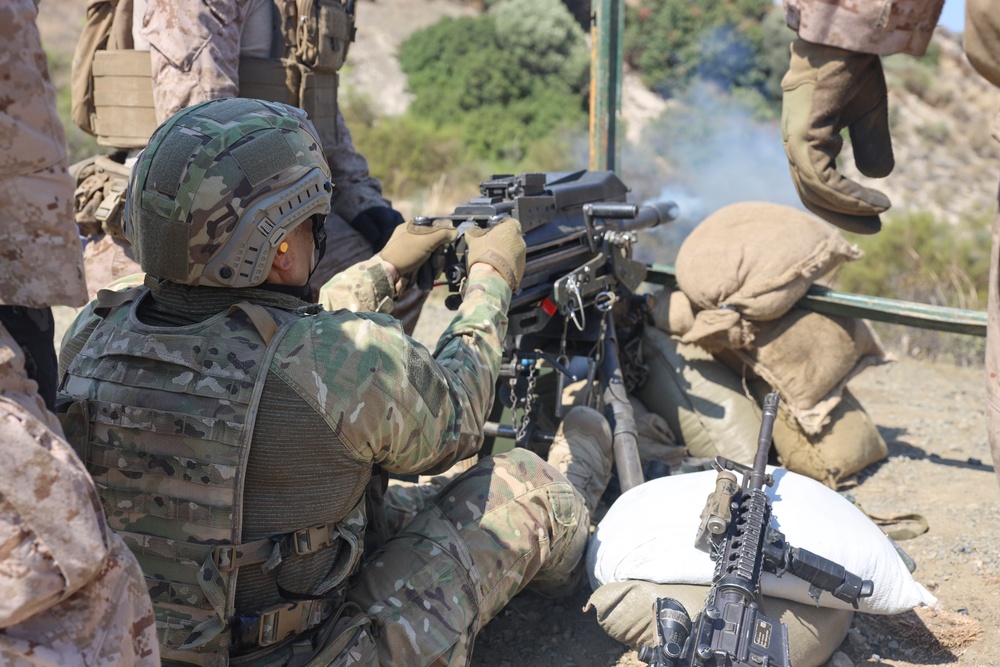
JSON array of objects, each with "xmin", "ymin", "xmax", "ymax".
[{"xmin": 547, "ymin": 405, "xmax": 614, "ymax": 517}]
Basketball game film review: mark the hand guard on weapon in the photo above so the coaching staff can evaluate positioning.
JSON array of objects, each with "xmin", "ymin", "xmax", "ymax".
[{"xmin": 378, "ymin": 219, "xmax": 458, "ymax": 288}]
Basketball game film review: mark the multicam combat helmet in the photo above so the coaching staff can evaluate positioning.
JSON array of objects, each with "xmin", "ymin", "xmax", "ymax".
[{"xmin": 123, "ymin": 98, "xmax": 333, "ymax": 288}]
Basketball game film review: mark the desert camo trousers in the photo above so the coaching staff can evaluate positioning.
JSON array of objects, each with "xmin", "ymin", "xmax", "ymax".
[{"xmin": 347, "ymin": 448, "xmax": 589, "ymax": 666}]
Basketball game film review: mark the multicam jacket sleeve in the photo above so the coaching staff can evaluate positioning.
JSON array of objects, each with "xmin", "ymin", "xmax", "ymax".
[
  {"xmin": 283, "ymin": 264, "xmax": 510, "ymax": 474},
  {"xmin": 317, "ymin": 257, "xmax": 399, "ymax": 315},
  {"xmin": 783, "ymin": 0, "xmax": 943, "ymax": 56}
]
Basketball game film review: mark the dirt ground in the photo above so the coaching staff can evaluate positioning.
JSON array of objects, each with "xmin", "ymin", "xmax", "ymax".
[{"xmin": 452, "ymin": 356, "xmax": 1000, "ymax": 667}]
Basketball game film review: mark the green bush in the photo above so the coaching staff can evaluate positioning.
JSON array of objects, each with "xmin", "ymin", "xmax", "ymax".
[
  {"xmin": 623, "ymin": 0, "xmax": 779, "ymax": 102},
  {"xmin": 398, "ymin": 0, "xmax": 587, "ymax": 162},
  {"xmin": 883, "ymin": 52, "xmax": 940, "ymax": 100},
  {"xmin": 837, "ymin": 209, "xmax": 990, "ymax": 364},
  {"xmin": 341, "ymin": 92, "xmax": 578, "ymax": 201},
  {"xmin": 342, "ymin": 96, "xmax": 468, "ymax": 196}
]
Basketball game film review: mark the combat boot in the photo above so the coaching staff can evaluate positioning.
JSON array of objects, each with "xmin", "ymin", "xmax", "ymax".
[{"xmin": 547, "ymin": 405, "xmax": 614, "ymax": 518}]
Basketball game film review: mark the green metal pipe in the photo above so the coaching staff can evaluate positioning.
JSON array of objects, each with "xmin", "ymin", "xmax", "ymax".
[
  {"xmin": 589, "ymin": 0, "xmax": 624, "ymax": 172},
  {"xmin": 644, "ymin": 264, "xmax": 987, "ymax": 337}
]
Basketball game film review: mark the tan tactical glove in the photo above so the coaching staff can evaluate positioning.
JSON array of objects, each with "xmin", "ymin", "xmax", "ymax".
[
  {"xmin": 379, "ymin": 219, "xmax": 457, "ymax": 280},
  {"xmin": 782, "ymin": 39, "xmax": 893, "ymax": 234},
  {"xmin": 465, "ymin": 217, "xmax": 526, "ymax": 291}
]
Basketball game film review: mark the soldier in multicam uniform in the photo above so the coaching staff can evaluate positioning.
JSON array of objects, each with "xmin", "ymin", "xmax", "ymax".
[
  {"xmin": 72, "ymin": 0, "xmax": 421, "ymax": 329},
  {"xmin": 779, "ymin": 0, "xmax": 1000, "ymax": 486},
  {"xmin": 57, "ymin": 97, "xmax": 614, "ymax": 666},
  {"xmin": 0, "ymin": 1, "xmax": 159, "ymax": 662}
]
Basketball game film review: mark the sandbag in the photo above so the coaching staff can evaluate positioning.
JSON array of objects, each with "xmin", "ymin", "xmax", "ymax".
[
  {"xmin": 649, "ymin": 288, "xmax": 694, "ymax": 336},
  {"xmin": 675, "ymin": 201, "xmax": 861, "ymax": 350},
  {"xmin": 749, "ymin": 379, "xmax": 888, "ymax": 487},
  {"xmin": 723, "ymin": 308, "xmax": 891, "ymax": 434},
  {"xmin": 637, "ymin": 327, "xmax": 760, "ymax": 465},
  {"xmin": 586, "ymin": 580, "xmax": 853, "ymax": 667},
  {"xmin": 587, "ymin": 469, "xmax": 936, "ymax": 614}
]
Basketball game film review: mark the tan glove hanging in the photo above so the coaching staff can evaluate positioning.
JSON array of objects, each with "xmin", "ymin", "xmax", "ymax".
[{"xmin": 781, "ymin": 39, "xmax": 894, "ymax": 234}]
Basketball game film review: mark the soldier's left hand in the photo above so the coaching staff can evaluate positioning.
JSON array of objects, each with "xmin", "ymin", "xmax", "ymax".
[
  {"xmin": 349, "ymin": 206, "xmax": 405, "ymax": 251},
  {"xmin": 379, "ymin": 219, "xmax": 458, "ymax": 285}
]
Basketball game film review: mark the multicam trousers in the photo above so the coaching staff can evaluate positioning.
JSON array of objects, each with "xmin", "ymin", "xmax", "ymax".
[{"xmin": 347, "ymin": 448, "xmax": 589, "ymax": 666}]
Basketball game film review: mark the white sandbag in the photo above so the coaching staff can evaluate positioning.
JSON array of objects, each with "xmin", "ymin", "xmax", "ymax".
[{"xmin": 587, "ymin": 468, "xmax": 936, "ymax": 615}]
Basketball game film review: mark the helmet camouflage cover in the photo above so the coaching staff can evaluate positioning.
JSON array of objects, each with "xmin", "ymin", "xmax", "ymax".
[{"xmin": 124, "ymin": 98, "xmax": 333, "ymax": 288}]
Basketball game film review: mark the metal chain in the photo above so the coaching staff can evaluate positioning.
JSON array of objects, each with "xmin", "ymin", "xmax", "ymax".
[{"xmin": 509, "ymin": 358, "xmax": 538, "ymax": 446}]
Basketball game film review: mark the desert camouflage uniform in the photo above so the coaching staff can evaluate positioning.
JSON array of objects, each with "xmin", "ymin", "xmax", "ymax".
[
  {"xmin": 0, "ymin": 4, "xmax": 160, "ymax": 661},
  {"xmin": 783, "ymin": 0, "xmax": 1000, "ymax": 485},
  {"xmin": 1, "ymin": 0, "xmax": 89, "ymax": 408},
  {"xmin": 0, "ymin": 0, "xmax": 88, "ymax": 309},
  {"xmin": 0, "ymin": 322, "xmax": 159, "ymax": 665},
  {"xmin": 81, "ymin": 0, "xmax": 424, "ymax": 328},
  {"xmin": 58, "ymin": 254, "xmax": 589, "ymax": 665}
]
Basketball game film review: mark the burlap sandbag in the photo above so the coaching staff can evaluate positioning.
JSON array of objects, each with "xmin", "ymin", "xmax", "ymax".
[
  {"xmin": 675, "ymin": 202, "xmax": 861, "ymax": 350},
  {"xmin": 649, "ymin": 288, "xmax": 695, "ymax": 336},
  {"xmin": 637, "ymin": 327, "xmax": 760, "ymax": 465},
  {"xmin": 586, "ymin": 580, "xmax": 852, "ymax": 667},
  {"xmin": 748, "ymin": 379, "xmax": 888, "ymax": 487},
  {"xmin": 723, "ymin": 309, "xmax": 891, "ymax": 434}
]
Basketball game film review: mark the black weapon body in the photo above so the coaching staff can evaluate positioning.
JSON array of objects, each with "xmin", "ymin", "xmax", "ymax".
[
  {"xmin": 418, "ymin": 170, "xmax": 678, "ymax": 491},
  {"xmin": 638, "ymin": 394, "xmax": 874, "ymax": 667}
]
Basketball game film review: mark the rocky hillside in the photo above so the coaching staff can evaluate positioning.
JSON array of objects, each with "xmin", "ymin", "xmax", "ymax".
[{"xmin": 37, "ymin": 1, "xmax": 1000, "ymax": 226}]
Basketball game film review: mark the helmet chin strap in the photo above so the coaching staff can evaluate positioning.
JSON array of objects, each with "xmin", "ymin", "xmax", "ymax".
[
  {"xmin": 260, "ymin": 215, "xmax": 329, "ymax": 301},
  {"xmin": 306, "ymin": 214, "xmax": 328, "ymax": 287}
]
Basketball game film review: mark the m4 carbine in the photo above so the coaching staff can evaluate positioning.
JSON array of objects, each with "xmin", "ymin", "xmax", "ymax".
[
  {"xmin": 638, "ymin": 394, "xmax": 875, "ymax": 667},
  {"xmin": 417, "ymin": 170, "xmax": 678, "ymax": 491}
]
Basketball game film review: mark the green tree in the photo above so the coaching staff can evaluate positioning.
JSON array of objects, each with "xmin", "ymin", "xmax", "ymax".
[
  {"xmin": 398, "ymin": 0, "xmax": 588, "ymax": 162},
  {"xmin": 624, "ymin": 0, "xmax": 779, "ymax": 102}
]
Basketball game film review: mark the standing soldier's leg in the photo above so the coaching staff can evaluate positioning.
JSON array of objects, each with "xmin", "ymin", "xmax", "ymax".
[
  {"xmin": 987, "ymin": 192, "xmax": 1000, "ymax": 488},
  {"xmin": 0, "ymin": 306, "xmax": 57, "ymax": 410},
  {"xmin": 965, "ymin": 0, "xmax": 1000, "ymax": 490}
]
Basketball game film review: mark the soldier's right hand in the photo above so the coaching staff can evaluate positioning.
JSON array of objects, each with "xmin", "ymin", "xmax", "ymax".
[
  {"xmin": 781, "ymin": 38, "xmax": 894, "ymax": 235},
  {"xmin": 379, "ymin": 219, "xmax": 458, "ymax": 284},
  {"xmin": 465, "ymin": 217, "xmax": 526, "ymax": 291}
]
